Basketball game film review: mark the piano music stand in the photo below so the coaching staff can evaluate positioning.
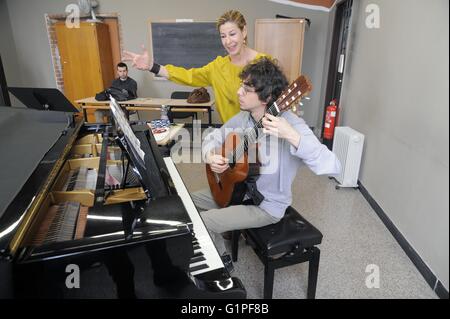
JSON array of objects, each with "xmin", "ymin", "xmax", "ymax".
[
  {"xmin": 8, "ymin": 87, "xmax": 79, "ymax": 113},
  {"xmin": 108, "ymin": 96, "xmax": 155, "ymax": 200}
]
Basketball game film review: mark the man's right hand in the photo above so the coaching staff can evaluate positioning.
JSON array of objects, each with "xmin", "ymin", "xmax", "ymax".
[
  {"xmin": 123, "ymin": 45, "xmax": 152, "ymax": 71},
  {"xmin": 206, "ymin": 153, "xmax": 229, "ymax": 174}
]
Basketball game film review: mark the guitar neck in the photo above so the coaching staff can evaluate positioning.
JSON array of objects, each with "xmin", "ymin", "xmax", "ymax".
[
  {"xmin": 227, "ymin": 74, "xmax": 312, "ymax": 163},
  {"xmin": 230, "ymin": 103, "xmax": 280, "ymax": 162}
]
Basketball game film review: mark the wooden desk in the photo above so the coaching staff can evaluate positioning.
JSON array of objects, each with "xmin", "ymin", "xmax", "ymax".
[{"xmin": 76, "ymin": 97, "xmax": 215, "ymax": 125}]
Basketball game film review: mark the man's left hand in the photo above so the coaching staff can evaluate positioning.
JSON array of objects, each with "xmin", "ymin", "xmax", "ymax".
[{"xmin": 262, "ymin": 113, "xmax": 301, "ymax": 148}]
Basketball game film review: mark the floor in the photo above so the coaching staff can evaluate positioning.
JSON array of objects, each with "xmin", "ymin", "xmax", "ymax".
[{"xmin": 175, "ymin": 162, "xmax": 438, "ymax": 299}]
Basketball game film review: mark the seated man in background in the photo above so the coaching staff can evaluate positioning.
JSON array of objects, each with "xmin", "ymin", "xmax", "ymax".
[
  {"xmin": 111, "ymin": 62, "xmax": 138, "ymax": 98},
  {"xmin": 95, "ymin": 62, "xmax": 138, "ymax": 122}
]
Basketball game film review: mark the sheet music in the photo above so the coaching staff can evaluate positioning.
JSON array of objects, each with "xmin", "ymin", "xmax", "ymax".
[{"xmin": 109, "ymin": 97, "xmax": 146, "ymax": 163}]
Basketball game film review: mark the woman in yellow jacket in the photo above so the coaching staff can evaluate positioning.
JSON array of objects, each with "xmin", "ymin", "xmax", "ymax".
[{"xmin": 123, "ymin": 10, "xmax": 268, "ymax": 123}]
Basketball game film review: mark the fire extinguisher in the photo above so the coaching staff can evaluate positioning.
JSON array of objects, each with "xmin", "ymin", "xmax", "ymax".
[{"xmin": 323, "ymin": 99, "xmax": 338, "ymax": 140}]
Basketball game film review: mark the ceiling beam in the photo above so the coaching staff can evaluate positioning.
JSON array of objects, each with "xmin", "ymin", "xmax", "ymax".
[{"xmin": 269, "ymin": 0, "xmax": 336, "ymax": 11}]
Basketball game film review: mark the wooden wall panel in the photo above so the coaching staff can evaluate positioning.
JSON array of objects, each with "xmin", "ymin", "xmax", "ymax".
[
  {"xmin": 103, "ymin": 18, "xmax": 121, "ymax": 68},
  {"xmin": 255, "ymin": 19, "xmax": 306, "ymax": 83}
]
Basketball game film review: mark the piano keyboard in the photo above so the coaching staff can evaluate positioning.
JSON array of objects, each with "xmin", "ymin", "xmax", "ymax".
[
  {"xmin": 163, "ymin": 157, "xmax": 224, "ymax": 276},
  {"xmin": 63, "ymin": 167, "xmax": 97, "ymax": 191}
]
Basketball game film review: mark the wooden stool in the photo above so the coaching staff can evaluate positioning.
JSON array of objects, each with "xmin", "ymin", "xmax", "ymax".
[{"xmin": 231, "ymin": 207, "xmax": 323, "ymax": 299}]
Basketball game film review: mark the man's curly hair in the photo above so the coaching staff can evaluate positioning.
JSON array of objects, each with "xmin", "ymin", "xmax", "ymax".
[{"xmin": 239, "ymin": 57, "xmax": 289, "ymax": 108}]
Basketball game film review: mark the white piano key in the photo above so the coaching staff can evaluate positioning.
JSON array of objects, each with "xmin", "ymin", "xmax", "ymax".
[{"xmin": 163, "ymin": 157, "xmax": 224, "ymax": 276}]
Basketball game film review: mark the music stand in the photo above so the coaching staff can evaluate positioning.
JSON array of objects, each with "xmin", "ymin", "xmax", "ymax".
[
  {"xmin": 8, "ymin": 87, "xmax": 79, "ymax": 113},
  {"xmin": 109, "ymin": 96, "xmax": 153, "ymax": 199}
]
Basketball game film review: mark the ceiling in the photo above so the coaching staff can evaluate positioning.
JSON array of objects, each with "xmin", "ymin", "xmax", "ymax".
[
  {"xmin": 291, "ymin": 0, "xmax": 336, "ymax": 8},
  {"xmin": 269, "ymin": 0, "xmax": 337, "ymax": 11}
]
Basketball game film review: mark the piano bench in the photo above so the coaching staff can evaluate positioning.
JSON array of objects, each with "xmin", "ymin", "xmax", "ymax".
[{"xmin": 231, "ymin": 206, "xmax": 323, "ymax": 299}]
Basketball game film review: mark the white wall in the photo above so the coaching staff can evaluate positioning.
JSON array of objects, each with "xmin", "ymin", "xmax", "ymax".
[
  {"xmin": 2, "ymin": 0, "xmax": 331, "ymax": 126},
  {"xmin": 340, "ymin": 0, "xmax": 449, "ymax": 290}
]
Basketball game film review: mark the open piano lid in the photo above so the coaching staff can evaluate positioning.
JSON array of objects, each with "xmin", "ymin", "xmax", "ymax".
[{"xmin": 0, "ymin": 107, "xmax": 76, "ymax": 255}]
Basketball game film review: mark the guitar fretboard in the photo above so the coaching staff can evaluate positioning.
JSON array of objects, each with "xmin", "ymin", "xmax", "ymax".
[
  {"xmin": 225, "ymin": 77, "xmax": 309, "ymax": 164},
  {"xmin": 228, "ymin": 103, "xmax": 280, "ymax": 163}
]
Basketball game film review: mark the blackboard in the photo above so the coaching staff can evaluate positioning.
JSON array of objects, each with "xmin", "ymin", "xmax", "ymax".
[{"xmin": 150, "ymin": 22, "xmax": 227, "ymax": 69}]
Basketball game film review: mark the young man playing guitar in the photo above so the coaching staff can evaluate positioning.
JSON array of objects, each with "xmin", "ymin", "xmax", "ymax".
[{"xmin": 192, "ymin": 58, "xmax": 341, "ymax": 269}]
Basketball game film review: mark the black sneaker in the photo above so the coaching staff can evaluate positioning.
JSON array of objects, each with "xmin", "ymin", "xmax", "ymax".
[{"xmin": 221, "ymin": 253, "xmax": 234, "ymax": 274}]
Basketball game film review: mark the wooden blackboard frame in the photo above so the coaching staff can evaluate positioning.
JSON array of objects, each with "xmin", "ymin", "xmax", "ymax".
[{"xmin": 148, "ymin": 20, "xmax": 226, "ymax": 77}]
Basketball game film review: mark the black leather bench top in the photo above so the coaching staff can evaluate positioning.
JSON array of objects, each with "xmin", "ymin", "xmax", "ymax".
[{"xmin": 245, "ymin": 207, "xmax": 323, "ymax": 256}]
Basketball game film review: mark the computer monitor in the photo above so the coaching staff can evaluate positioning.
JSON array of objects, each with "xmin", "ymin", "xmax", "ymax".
[{"xmin": 8, "ymin": 87, "xmax": 79, "ymax": 112}]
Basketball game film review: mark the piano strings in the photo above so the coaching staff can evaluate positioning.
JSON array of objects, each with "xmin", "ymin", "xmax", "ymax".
[
  {"xmin": 63, "ymin": 167, "xmax": 98, "ymax": 191},
  {"xmin": 30, "ymin": 202, "xmax": 89, "ymax": 245}
]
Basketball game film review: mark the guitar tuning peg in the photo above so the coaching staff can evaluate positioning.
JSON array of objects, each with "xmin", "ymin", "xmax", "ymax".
[
  {"xmin": 304, "ymin": 97, "xmax": 311, "ymax": 100},
  {"xmin": 299, "ymin": 102, "xmax": 304, "ymax": 106}
]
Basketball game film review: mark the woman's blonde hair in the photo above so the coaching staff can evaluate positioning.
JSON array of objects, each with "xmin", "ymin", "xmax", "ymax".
[{"xmin": 217, "ymin": 10, "xmax": 247, "ymax": 41}]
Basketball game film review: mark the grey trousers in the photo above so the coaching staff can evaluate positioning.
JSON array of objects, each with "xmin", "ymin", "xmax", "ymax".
[{"xmin": 191, "ymin": 188, "xmax": 280, "ymax": 255}]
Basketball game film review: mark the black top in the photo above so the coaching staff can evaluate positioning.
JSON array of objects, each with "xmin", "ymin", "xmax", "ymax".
[{"xmin": 111, "ymin": 77, "xmax": 137, "ymax": 99}]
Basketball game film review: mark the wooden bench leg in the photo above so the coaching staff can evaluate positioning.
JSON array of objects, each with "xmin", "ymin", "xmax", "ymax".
[
  {"xmin": 264, "ymin": 262, "xmax": 275, "ymax": 299},
  {"xmin": 307, "ymin": 247, "xmax": 320, "ymax": 299}
]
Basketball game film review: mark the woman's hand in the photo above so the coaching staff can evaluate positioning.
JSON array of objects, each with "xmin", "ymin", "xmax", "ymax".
[
  {"xmin": 206, "ymin": 153, "xmax": 229, "ymax": 174},
  {"xmin": 262, "ymin": 113, "xmax": 301, "ymax": 148},
  {"xmin": 123, "ymin": 45, "xmax": 152, "ymax": 71}
]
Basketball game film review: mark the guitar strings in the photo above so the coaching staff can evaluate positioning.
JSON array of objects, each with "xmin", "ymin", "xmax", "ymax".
[{"xmin": 228, "ymin": 83, "xmax": 304, "ymax": 163}]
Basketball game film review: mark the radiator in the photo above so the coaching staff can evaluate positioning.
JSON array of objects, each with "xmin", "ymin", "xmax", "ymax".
[{"xmin": 332, "ymin": 127, "xmax": 365, "ymax": 188}]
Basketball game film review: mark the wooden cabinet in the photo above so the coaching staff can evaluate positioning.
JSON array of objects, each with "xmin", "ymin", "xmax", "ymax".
[
  {"xmin": 55, "ymin": 22, "xmax": 114, "ymax": 107},
  {"xmin": 255, "ymin": 19, "xmax": 306, "ymax": 83}
]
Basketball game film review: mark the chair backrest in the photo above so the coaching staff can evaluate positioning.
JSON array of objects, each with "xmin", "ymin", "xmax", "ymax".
[
  {"xmin": 169, "ymin": 91, "xmax": 197, "ymax": 121},
  {"xmin": 171, "ymin": 91, "xmax": 190, "ymax": 99}
]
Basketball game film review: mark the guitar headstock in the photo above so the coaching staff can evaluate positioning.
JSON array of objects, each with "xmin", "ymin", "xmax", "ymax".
[{"xmin": 275, "ymin": 75, "xmax": 312, "ymax": 112}]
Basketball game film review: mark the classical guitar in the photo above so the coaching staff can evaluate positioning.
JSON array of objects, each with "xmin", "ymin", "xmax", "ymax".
[{"xmin": 206, "ymin": 75, "xmax": 313, "ymax": 208}]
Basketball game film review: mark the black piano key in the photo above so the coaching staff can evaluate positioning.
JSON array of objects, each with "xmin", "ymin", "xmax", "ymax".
[
  {"xmin": 189, "ymin": 263, "xmax": 210, "ymax": 273},
  {"xmin": 190, "ymin": 256, "xmax": 206, "ymax": 264},
  {"xmin": 193, "ymin": 251, "xmax": 204, "ymax": 258}
]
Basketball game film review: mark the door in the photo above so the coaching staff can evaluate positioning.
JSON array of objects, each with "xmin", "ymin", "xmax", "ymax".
[
  {"xmin": 55, "ymin": 22, "xmax": 114, "ymax": 104},
  {"xmin": 255, "ymin": 19, "xmax": 306, "ymax": 83}
]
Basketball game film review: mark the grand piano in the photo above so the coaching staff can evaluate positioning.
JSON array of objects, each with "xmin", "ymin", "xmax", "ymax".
[{"xmin": 0, "ymin": 104, "xmax": 246, "ymax": 299}]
